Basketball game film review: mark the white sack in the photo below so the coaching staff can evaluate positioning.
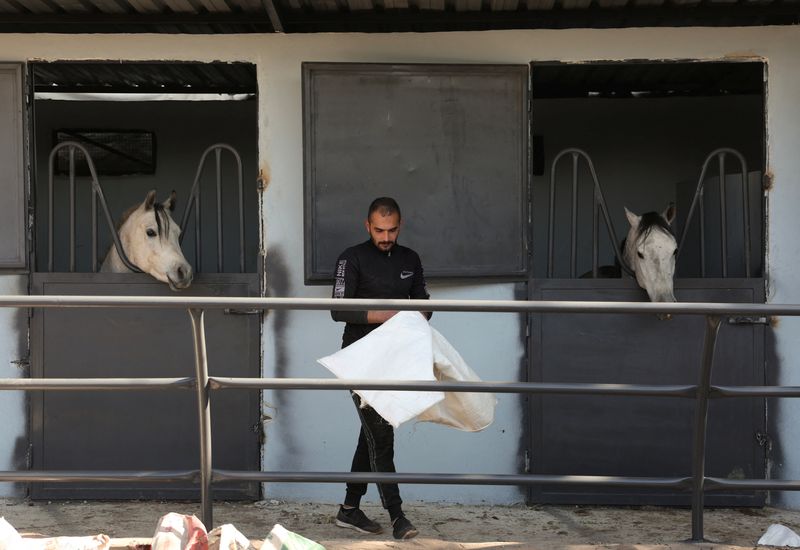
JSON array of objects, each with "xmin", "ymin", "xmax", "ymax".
[
  {"xmin": 208, "ymin": 524, "xmax": 254, "ymax": 550},
  {"xmin": 318, "ymin": 311, "xmax": 444, "ymax": 428},
  {"xmin": 319, "ymin": 311, "xmax": 496, "ymax": 430},
  {"xmin": 0, "ymin": 517, "xmax": 23, "ymax": 550},
  {"xmin": 416, "ymin": 327, "xmax": 497, "ymax": 432},
  {"xmin": 758, "ymin": 523, "xmax": 800, "ymax": 547},
  {"xmin": 151, "ymin": 512, "xmax": 208, "ymax": 550},
  {"xmin": 261, "ymin": 524, "xmax": 325, "ymax": 550},
  {"xmin": 20, "ymin": 536, "xmax": 111, "ymax": 550},
  {"xmin": 0, "ymin": 516, "xmax": 110, "ymax": 550}
]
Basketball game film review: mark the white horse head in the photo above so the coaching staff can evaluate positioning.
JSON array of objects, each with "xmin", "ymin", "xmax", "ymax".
[
  {"xmin": 624, "ymin": 205, "xmax": 677, "ymax": 318},
  {"xmin": 101, "ymin": 190, "xmax": 193, "ymax": 291}
]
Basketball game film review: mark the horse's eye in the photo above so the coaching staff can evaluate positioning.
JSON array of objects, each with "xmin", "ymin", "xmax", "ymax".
[
  {"xmin": 146, "ymin": 229, "xmax": 157, "ymax": 238},
  {"xmin": 637, "ymin": 251, "xmax": 644, "ymax": 259}
]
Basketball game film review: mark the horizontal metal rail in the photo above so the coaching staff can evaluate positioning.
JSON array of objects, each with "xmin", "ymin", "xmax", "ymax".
[
  {"xmin": 212, "ymin": 470, "xmax": 692, "ymax": 489},
  {"xmin": 209, "ymin": 377, "xmax": 698, "ymax": 397},
  {"xmin": 1, "ymin": 295, "xmax": 799, "ymax": 316},
  {"xmin": 0, "ymin": 471, "xmax": 198, "ymax": 483},
  {"xmin": 5, "ymin": 296, "xmax": 798, "ymax": 542},
  {"xmin": 0, "ymin": 377, "xmax": 194, "ymax": 390}
]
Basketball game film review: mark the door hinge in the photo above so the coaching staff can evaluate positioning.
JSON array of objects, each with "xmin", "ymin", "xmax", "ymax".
[
  {"xmin": 524, "ymin": 450, "xmax": 531, "ymax": 473},
  {"xmin": 756, "ymin": 431, "xmax": 773, "ymax": 453},
  {"xmin": 728, "ymin": 316, "xmax": 769, "ymax": 326}
]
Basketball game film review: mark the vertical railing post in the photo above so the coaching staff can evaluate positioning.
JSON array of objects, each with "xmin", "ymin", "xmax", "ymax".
[
  {"xmin": 188, "ymin": 308, "xmax": 213, "ymax": 528},
  {"xmin": 690, "ymin": 314, "xmax": 722, "ymax": 542}
]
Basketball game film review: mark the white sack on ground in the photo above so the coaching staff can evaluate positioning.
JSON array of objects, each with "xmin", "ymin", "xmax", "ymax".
[
  {"xmin": 151, "ymin": 512, "xmax": 208, "ymax": 550},
  {"xmin": 758, "ymin": 523, "xmax": 800, "ymax": 546},
  {"xmin": 0, "ymin": 517, "xmax": 23, "ymax": 550},
  {"xmin": 0, "ymin": 517, "xmax": 111, "ymax": 550},
  {"xmin": 262, "ymin": 524, "xmax": 325, "ymax": 550},
  {"xmin": 20, "ymin": 536, "xmax": 111, "ymax": 550},
  {"xmin": 416, "ymin": 327, "xmax": 497, "ymax": 432},
  {"xmin": 319, "ymin": 311, "xmax": 496, "ymax": 430},
  {"xmin": 318, "ymin": 311, "xmax": 444, "ymax": 428},
  {"xmin": 208, "ymin": 524, "xmax": 255, "ymax": 550}
]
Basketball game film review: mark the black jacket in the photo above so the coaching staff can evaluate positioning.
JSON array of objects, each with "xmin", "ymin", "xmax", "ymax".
[{"xmin": 331, "ymin": 239, "xmax": 430, "ymax": 347}]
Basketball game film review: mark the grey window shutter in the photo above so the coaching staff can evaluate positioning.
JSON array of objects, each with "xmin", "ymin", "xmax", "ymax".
[{"xmin": 0, "ymin": 64, "xmax": 26, "ymax": 269}]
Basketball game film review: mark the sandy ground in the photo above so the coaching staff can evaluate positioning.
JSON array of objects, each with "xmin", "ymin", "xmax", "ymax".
[{"xmin": 2, "ymin": 499, "xmax": 800, "ymax": 549}]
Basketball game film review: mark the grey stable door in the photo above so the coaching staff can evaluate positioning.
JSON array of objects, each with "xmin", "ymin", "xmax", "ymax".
[
  {"xmin": 31, "ymin": 273, "xmax": 260, "ymax": 500},
  {"xmin": 529, "ymin": 278, "xmax": 766, "ymax": 505}
]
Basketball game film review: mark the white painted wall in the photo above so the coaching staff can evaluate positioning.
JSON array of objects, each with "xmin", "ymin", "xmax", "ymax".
[
  {"xmin": 0, "ymin": 275, "xmax": 29, "ymax": 497},
  {"xmin": 0, "ymin": 26, "xmax": 796, "ymax": 505}
]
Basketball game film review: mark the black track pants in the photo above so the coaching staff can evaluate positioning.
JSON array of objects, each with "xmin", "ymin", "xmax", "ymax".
[{"xmin": 344, "ymin": 392, "xmax": 402, "ymax": 511}]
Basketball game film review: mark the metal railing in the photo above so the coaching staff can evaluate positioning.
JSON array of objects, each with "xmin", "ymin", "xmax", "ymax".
[
  {"xmin": 678, "ymin": 148, "xmax": 753, "ymax": 278},
  {"xmin": 48, "ymin": 142, "xmax": 143, "ymax": 274},
  {"xmin": 179, "ymin": 144, "xmax": 246, "ymax": 274},
  {"xmin": 3, "ymin": 295, "xmax": 798, "ymax": 542},
  {"xmin": 547, "ymin": 148, "xmax": 630, "ymax": 278},
  {"xmin": 47, "ymin": 142, "xmax": 246, "ymax": 275},
  {"xmin": 547, "ymin": 147, "xmax": 755, "ymax": 279}
]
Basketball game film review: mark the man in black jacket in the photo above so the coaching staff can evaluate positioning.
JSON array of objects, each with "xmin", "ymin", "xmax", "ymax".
[{"xmin": 330, "ymin": 197, "xmax": 429, "ymax": 540}]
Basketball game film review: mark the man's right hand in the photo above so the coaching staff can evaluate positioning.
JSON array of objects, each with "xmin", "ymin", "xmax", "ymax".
[{"xmin": 367, "ymin": 310, "xmax": 398, "ymax": 324}]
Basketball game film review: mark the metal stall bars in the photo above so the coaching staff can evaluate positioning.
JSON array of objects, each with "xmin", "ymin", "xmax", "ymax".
[
  {"xmin": 179, "ymin": 144, "xmax": 245, "ymax": 274},
  {"xmin": 47, "ymin": 141, "xmax": 142, "ymax": 274},
  {"xmin": 547, "ymin": 148, "xmax": 631, "ymax": 278},
  {"xmin": 6, "ymin": 294, "xmax": 800, "ymax": 542},
  {"xmin": 678, "ymin": 148, "xmax": 752, "ymax": 278}
]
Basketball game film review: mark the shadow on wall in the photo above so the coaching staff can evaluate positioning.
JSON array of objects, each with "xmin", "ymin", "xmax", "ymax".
[{"xmin": 264, "ymin": 247, "xmax": 300, "ymax": 465}]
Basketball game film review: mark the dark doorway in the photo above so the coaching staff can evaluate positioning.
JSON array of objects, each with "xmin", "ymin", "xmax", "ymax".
[
  {"xmin": 29, "ymin": 61, "xmax": 261, "ymax": 500},
  {"xmin": 528, "ymin": 60, "xmax": 767, "ymax": 505}
]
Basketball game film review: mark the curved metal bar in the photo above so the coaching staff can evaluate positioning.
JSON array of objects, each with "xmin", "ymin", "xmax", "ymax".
[
  {"xmin": 91, "ymin": 186, "xmax": 98, "ymax": 273},
  {"xmin": 216, "ymin": 148, "xmax": 223, "ymax": 272},
  {"xmin": 69, "ymin": 148, "xmax": 76, "ymax": 273},
  {"xmin": 47, "ymin": 142, "xmax": 142, "ymax": 274},
  {"xmin": 719, "ymin": 154, "xmax": 728, "ymax": 277},
  {"xmin": 678, "ymin": 148, "xmax": 750, "ymax": 278},
  {"xmin": 180, "ymin": 144, "xmax": 245, "ymax": 274},
  {"xmin": 189, "ymin": 308, "xmax": 213, "ymax": 528},
  {"xmin": 548, "ymin": 148, "xmax": 632, "ymax": 278},
  {"xmin": 690, "ymin": 315, "xmax": 722, "ymax": 542}
]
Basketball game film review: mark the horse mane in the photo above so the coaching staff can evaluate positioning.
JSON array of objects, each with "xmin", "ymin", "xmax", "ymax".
[
  {"xmin": 116, "ymin": 201, "xmax": 170, "ymax": 238},
  {"xmin": 636, "ymin": 211, "xmax": 675, "ymax": 243}
]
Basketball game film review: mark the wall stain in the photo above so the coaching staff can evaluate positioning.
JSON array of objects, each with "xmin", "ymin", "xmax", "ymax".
[
  {"xmin": 258, "ymin": 167, "xmax": 271, "ymax": 192},
  {"xmin": 264, "ymin": 247, "xmax": 300, "ymax": 470},
  {"xmin": 765, "ymin": 323, "xmax": 781, "ymax": 505},
  {"xmin": 514, "ymin": 282, "xmax": 530, "ymax": 502}
]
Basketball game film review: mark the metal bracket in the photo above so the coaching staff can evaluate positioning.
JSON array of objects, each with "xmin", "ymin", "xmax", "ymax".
[
  {"xmin": 727, "ymin": 316, "xmax": 768, "ymax": 325},
  {"xmin": 224, "ymin": 308, "xmax": 262, "ymax": 316},
  {"xmin": 756, "ymin": 431, "xmax": 773, "ymax": 453}
]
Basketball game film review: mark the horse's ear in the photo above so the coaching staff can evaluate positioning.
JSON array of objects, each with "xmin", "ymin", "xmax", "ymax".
[
  {"xmin": 163, "ymin": 190, "xmax": 177, "ymax": 212},
  {"xmin": 624, "ymin": 207, "xmax": 641, "ymax": 228},
  {"xmin": 662, "ymin": 203, "xmax": 676, "ymax": 226},
  {"xmin": 143, "ymin": 190, "xmax": 157, "ymax": 211}
]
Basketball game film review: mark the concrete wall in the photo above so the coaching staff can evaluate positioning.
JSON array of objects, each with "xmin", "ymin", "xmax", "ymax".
[{"xmin": 0, "ymin": 26, "xmax": 796, "ymax": 505}]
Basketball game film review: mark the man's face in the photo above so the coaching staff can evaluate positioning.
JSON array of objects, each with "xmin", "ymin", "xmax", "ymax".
[{"xmin": 365, "ymin": 211, "xmax": 401, "ymax": 252}]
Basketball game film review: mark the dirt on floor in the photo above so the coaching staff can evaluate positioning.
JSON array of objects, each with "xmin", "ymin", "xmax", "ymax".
[{"xmin": 2, "ymin": 498, "xmax": 800, "ymax": 549}]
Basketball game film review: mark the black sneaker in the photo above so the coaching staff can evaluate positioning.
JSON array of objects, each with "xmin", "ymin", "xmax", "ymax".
[
  {"xmin": 392, "ymin": 514, "xmax": 418, "ymax": 540},
  {"xmin": 335, "ymin": 505, "xmax": 383, "ymax": 534}
]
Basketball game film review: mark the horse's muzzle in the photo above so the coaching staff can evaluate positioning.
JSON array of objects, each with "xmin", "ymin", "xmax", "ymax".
[{"xmin": 168, "ymin": 266, "xmax": 193, "ymax": 291}]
